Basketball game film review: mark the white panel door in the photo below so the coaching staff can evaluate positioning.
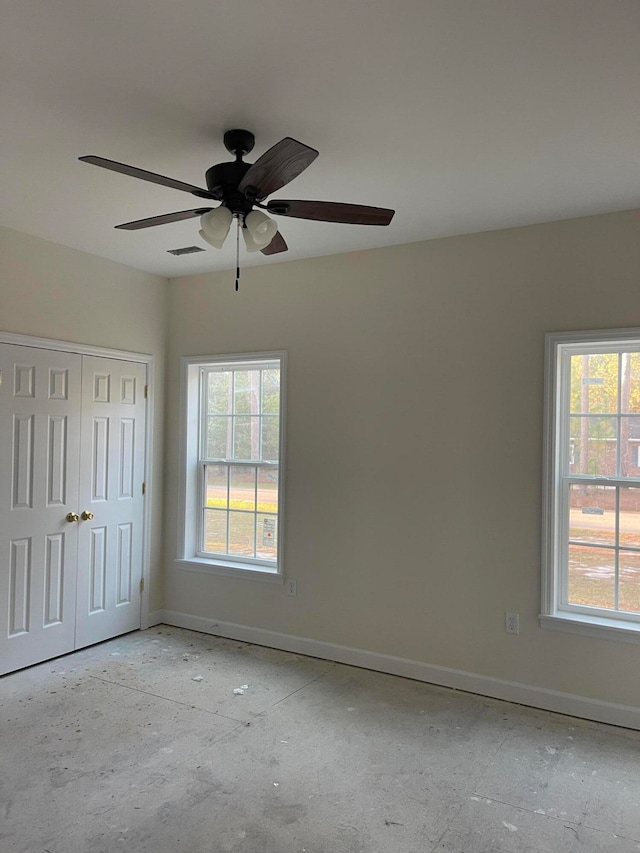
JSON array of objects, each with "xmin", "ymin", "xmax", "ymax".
[
  {"xmin": 0, "ymin": 345, "xmax": 82, "ymax": 674},
  {"xmin": 74, "ymin": 357, "xmax": 147, "ymax": 649}
]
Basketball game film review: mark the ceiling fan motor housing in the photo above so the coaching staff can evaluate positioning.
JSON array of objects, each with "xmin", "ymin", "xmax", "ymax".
[{"xmin": 205, "ymin": 160, "xmax": 254, "ymax": 215}]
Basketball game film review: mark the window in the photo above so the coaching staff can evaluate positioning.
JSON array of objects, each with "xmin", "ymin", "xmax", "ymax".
[
  {"xmin": 542, "ymin": 330, "xmax": 640, "ymax": 640},
  {"xmin": 177, "ymin": 352, "xmax": 286, "ymax": 580}
]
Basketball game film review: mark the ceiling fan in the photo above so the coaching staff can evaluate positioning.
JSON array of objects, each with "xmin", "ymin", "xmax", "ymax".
[{"xmin": 79, "ymin": 129, "xmax": 395, "ymax": 257}]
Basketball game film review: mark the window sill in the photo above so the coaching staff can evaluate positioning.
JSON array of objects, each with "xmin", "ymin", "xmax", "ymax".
[
  {"xmin": 540, "ymin": 612, "xmax": 640, "ymax": 645},
  {"xmin": 175, "ymin": 557, "xmax": 283, "ymax": 584}
]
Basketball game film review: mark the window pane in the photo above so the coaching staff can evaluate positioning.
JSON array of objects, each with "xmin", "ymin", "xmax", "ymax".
[
  {"xmin": 258, "ymin": 467, "xmax": 279, "ymax": 514},
  {"xmin": 205, "ymin": 464, "xmax": 228, "ymax": 509},
  {"xmin": 623, "ymin": 352, "xmax": 640, "ymax": 414},
  {"xmin": 567, "ymin": 544, "xmax": 615, "ymax": 610},
  {"xmin": 233, "ymin": 370, "xmax": 260, "ymax": 415},
  {"xmin": 570, "ymin": 353, "xmax": 618, "ymax": 414},
  {"xmin": 233, "ymin": 369, "xmax": 250, "ymax": 410},
  {"xmin": 569, "ymin": 416, "xmax": 616, "ymax": 476},
  {"xmin": 619, "ymin": 551, "xmax": 640, "ymax": 614},
  {"xmin": 262, "ymin": 415, "xmax": 279, "ymax": 461},
  {"xmin": 619, "ymin": 487, "xmax": 640, "ymax": 549},
  {"xmin": 621, "ymin": 418, "xmax": 640, "ymax": 478},
  {"xmin": 203, "ymin": 509, "xmax": 227, "ymax": 553},
  {"xmin": 206, "ymin": 416, "xmax": 231, "ymax": 458},
  {"xmin": 206, "ymin": 371, "xmax": 232, "ymax": 415},
  {"xmin": 230, "ymin": 465, "xmax": 256, "ymax": 511},
  {"xmin": 569, "ymin": 484, "xmax": 615, "ymax": 546},
  {"xmin": 228, "ymin": 511, "xmax": 255, "ymax": 557},
  {"xmin": 256, "ymin": 513, "xmax": 277, "ymax": 561},
  {"xmin": 262, "ymin": 368, "xmax": 280, "ymax": 414},
  {"xmin": 234, "ymin": 389, "xmax": 252, "ymax": 414},
  {"xmin": 233, "ymin": 416, "xmax": 260, "ymax": 459}
]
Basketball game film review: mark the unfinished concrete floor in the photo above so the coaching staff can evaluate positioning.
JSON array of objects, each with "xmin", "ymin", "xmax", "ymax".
[{"xmin": 1, "ymin": 626, "xmax": 640, "ymax": 853}]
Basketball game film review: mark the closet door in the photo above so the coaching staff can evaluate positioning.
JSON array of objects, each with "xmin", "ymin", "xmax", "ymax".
[
  {"xmin": 74, "ymin": 357, "xmax": 147, "ymax": 649},
  {"xmin": 0, "ymin": 345, "xmax": 82, "ymax": 675}
]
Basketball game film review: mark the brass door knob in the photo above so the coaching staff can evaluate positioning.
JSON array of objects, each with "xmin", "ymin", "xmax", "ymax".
[
  {"xmin": 66, "ymin": 512, "xmax": 80, "ymax": 523},
  {"xmin": 81, "ymin": 510, "xmax": 94, "ymax": 521}
]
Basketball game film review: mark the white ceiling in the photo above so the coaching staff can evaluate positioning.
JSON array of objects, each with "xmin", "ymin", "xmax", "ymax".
[{"xmin": 1, "ymin": 0, "xmax": 639, "ymax": 278}]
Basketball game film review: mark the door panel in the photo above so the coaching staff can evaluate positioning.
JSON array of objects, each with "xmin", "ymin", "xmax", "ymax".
[
  {"xmin": 0, "ymin": 345, "xmax": 82, "ymax": 674},
  {"xmin": 74, "ymin": 357, "xmax": 146, "ymax": 649},
  {"xmin": 1, "ymin": 345, "xmax": 148, "ymax": 674}
]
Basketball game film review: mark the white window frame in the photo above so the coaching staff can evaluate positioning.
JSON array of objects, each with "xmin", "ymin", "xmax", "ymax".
[
  {"xmin": 176, "ymin": 351, "xmax": 286, "ymax": 583},
  {"xmin": 541, "ymin": 328, "xmax": 640, "ymax": 643}
]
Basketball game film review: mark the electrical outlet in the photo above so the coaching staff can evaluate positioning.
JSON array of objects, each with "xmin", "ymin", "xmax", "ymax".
[
  {"xmin": 286, "ymin": 578, "xmax": 297, "ymax": 597},
  {"xmin": 506, "ymin": 612, "xmax": 519, "ymax": 634}
]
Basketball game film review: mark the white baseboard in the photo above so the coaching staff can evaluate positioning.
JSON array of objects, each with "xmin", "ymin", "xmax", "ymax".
[
  {"xmin": 154, "ymin": 609, "xmax": 640, "ymax": 731},
  {"xmin": 145, "ymin": 609, "xmax": 166, "ymax": 628}
]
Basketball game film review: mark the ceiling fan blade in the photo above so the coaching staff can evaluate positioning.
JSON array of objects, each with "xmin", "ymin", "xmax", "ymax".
[
  {"xmin": 261, "ymin": 231, "xmax": 288, "ymax": 255},
  {"xmin": 238, "ymin": 138, "xmax": 319, "ymax": 200},
  {"xmin": 267, "ymin": 199, "xmax": 395, "ymax": 226},
  {"xmin": 115, "ymin": 208, "xmax": 212, "ymax": 230},
  {"xmin": 79, "ymin": 156, "xmax": 217, "ymax": 199}
]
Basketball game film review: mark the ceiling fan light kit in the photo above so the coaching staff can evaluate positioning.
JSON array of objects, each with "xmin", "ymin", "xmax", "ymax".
[
  {"xmin": 241, "ymin": 228, "xmax": 263, "ymax": 254},
  {"xmin": 79, "ymin": 129, "xmax": 395, "ymax": 284},
  {"xmin": 199, "ymin": 206, "xmax": 232, "ymax": 249},
  {"xmin": 244, "ymin": 210, "xmax": 278, "ymax": 249}
]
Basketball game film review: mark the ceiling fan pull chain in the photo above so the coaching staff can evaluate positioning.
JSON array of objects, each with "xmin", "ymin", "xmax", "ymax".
[{"xmin": 235, "ymin": 216, "xmax": 240, "ymax": 292}]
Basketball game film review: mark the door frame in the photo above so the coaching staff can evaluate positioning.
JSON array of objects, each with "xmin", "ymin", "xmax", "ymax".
[{"xmin": 0, "ymin": 330, "xmax": 156, "ymax": 630}]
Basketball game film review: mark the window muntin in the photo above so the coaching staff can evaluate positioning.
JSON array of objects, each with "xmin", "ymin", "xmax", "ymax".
[
  {"xmin": 545, "ymin": 332, "xmax": 640, "ymax": 631},
  {"xmin": 198, "ymin": 360, "xmax": 282, "ymax": 568}
]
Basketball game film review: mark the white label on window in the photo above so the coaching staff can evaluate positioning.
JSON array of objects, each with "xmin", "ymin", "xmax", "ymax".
[
  {"xmin": 0, "ymin": 370, "xmax": 2, "ymax": 387},
  {"xmin": 263, "ymin": 518, "xmax": 275, "ymax": 545}
]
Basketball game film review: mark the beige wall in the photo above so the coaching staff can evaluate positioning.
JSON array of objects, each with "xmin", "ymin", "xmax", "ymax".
[
  {"xmin": 164, "ymin": 209, "xmax": 640, "ymax": 709},
  {"xmin": 3, "ymin": 212, "xmax": 640, "ymax": 712},
  {"xmin": 0, "ymin": 226, "xmax": 168, "ymax": 611}
]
